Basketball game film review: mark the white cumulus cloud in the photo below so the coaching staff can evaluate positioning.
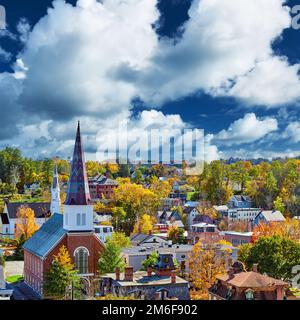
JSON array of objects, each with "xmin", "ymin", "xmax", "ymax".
[{"xmin": 214, "ymin": 113, "xmax": 278, "ymax": 146}]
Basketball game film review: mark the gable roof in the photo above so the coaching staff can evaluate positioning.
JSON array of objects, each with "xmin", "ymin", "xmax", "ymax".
[
  {"xmin": 23, "ymin": 213, "xmax": 67, "ymax": 259},
  {"xmin": 5, "ymin": 202, "xmax": 50, "ymax": 219},
  {"xmin": 257, "ymin": 210, "xmax": 285, "ymax": 222},
  {"xmin": 218, "ymin": 271, "xmax": 288, "ymax": 288}
]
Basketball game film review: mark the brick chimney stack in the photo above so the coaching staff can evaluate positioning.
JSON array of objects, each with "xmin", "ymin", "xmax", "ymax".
[
  {"xmin": 124, "ymin": 266, "xmax": 134, "ymax": 282},
  {"xmin": 147, "ymin": 267, "xmax": 152, "ymax": 277},
  {"xmin": 252, "ymin": 263, "xmax": 258, "ymax": 273},
  {"xmin": 115, "ymin": 267, "xmax": 120, "ymax": 281},
  {"xmin": 171, "ymin": 270, "xmax": 176, "ymax": 284}
]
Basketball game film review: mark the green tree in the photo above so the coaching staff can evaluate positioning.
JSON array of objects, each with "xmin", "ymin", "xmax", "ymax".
[
  {"xmin": 108, "ymin": 232, "xmax": 131, "ymax": 248},
  {"xmin": 141, "ymin": 251, "xmax": 159, "ymax": 270},
  {"xmin": 238, "ymin": 236, "xmax": 300, "ymax": 280},
  {"xmin": 98, "ymin": 242, "xmax": 126, "ymax": 275},
  {"xmin": 273, "ymin": 196, "xmax": 285, "ymax": 213},
  {"xmin": 43, "ymin": 246, "xmax": 80, "ymax": 300}
]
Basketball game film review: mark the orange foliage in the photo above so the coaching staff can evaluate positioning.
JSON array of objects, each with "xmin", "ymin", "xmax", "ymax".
[
  {"xmin": 15, "ymin": 206, "xmax": 39, "ymax": 239},
  {"xmin": 252, "ymin": 219, "xmax": 300, "ymax": 242}
]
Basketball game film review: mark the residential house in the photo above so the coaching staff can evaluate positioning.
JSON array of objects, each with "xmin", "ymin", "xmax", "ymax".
[
  {"xmin": 220, "ymin": 231, "xmax": 253, "ymax": 246},
  {"xmin": 23, "ymin": 123, "xmax": 104, "ymax": 298},
  {"xmin": 130, "ymin": 233, "xmax": 168, "ymax": 247},
  {"xmin": 188, "ymin": 223, "xmax": 221, "ymax": 244},
  {"xmin": 228, "ymin": 208, "xmax": 261, "ymax": 223},
  {"xmin": 121, "ymin": 242, "xmax": 238, "ymax": 273},
  {"xmin": 253, "ymin": 210, "xmax": 286, "ymax": 226},
  {"xmin": 157, "ymin": 210, "xmax": 183, "ymax": 228},
  {"xmin": 227, "ymin": 195, "xmax": 253, "ymax": 209},
  {"xmin": 23, "ymin": 182, "xmax": 41, "ymax": 194},
  {"xmin": 94, "ymin": 225, "xmax": 113, "ymax": 243},
  {"xmin": 88, "ymin": 174, "xmax": 118, "ymax": 200},
  {"xmin": 0, "ymin": 201, "xmax": 51, "ymax": 239},
  {"xmin": 209, "ymin": 262, "xmax": 290, "ymax": 300},
  {"xmin": 99, "ymin": 254, "xmax": 190, "ymax": 300}
]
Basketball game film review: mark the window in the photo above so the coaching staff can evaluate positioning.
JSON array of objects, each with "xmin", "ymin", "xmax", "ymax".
[
  {"xmin": 82, "ymin": 213, "xmax": 86, "ymax": 226},
  {"xmin": 245, "ymin": 289, "xmax": 254, "ymax": 300},
  {"xmin": 76, "ymin": 213, "xmax": 81, "ymax": 226},
  {"xmin": 74, "ymin": 247, "xmax": 89, "ymax": 274}
]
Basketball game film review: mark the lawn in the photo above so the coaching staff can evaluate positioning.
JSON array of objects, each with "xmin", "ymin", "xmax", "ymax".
[{"xmin": 5, "ymin": 274, "xmax": 24, "ymax": 284}]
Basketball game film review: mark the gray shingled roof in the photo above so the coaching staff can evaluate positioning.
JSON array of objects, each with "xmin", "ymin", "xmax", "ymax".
[
  {"xmin": 23, "ymin": 213, "xmax": 67, "ymax": 259},
  {"xmin": 258, "ymin": 210, "xmax": 285, "ymax": 222},
  {"xmin": 6, "ymin": 202, "xmax": 50, "ymax": 219}
]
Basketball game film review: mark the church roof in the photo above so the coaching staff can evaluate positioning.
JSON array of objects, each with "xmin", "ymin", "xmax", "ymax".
[
  {"xmin": 23, "ymin": 213, "xmax": 67, "ymax": 259},
  {"xmin": 64, "ymin": 122, "xmax": 91, "ymax": 205}
]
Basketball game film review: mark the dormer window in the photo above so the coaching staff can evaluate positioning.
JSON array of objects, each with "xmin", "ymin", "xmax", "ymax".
[{"xmin": 245, "ymin": 289, "xmax": 254, "ymax": 300}]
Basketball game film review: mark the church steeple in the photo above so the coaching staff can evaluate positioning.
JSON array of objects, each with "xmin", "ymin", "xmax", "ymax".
[
  {"xmin": 64, "ymin": 121, "xmax": 91, "ymax": 206},
  {"xmin": 50, "ymin": 161, "xmax": 61, "ymax": 214},
  {"xmin": 63, "ymin": 122, "xmax": 93, "ymax": 231}
]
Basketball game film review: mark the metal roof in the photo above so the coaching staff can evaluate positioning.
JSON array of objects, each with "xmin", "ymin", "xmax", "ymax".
[
  {"xmin": 23, "ymin": 213, "xmax": 67, "ymax": 259},
  {"xmin": 258, "ymin": 210, "xmax": 285, "ymax": 222}
]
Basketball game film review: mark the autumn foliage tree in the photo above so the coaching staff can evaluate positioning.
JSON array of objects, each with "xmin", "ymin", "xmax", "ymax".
[
  {"xmin": 15, "ymin": 206, "xmax": 39, "ymax": 239},
  {"xmin": 44, "ymin": 246, "xmax": 80, "ymax": 300},
  {"xmin": 111, "ymin": 181, "xmax": 158, "ymax": 233},
  {"xmin": 252, "ymin": 219, "xmax": 300, "ymax": 242},
  {"xmin": 133, "ymin": 214, "xmax": 155, "ymax": 235},
  {"xmin": 189, "ymin": 241, "xmax": 228, "ymax": 299},
  {"xmin": 167, "ymin": 225, "xmax": 185, "ymax": 244}
]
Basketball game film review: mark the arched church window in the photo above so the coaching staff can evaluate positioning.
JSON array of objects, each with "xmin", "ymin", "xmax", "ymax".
[{"xmin": 74, "ymin": 247, "xmax": 89, "ymax": 274}]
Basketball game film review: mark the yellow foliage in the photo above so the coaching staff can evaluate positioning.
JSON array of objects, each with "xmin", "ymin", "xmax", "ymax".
[
  {"xmin": 15, "ymin": 206, "xmax": 39, "ymax": 239},
  {"xmin": 107, "ymin": 163, "xmax": 119, "ymax": 175},
  {"xmin": 133, "ymin": 214, "xmax": 155, "ymax": 234},
  {"xmin": 54, "ymin": 245, "xmax": 74, "ymax": 271},
  {"xmin": 188, "ymin": 241, "xmax": 227, "ymax": 294}
]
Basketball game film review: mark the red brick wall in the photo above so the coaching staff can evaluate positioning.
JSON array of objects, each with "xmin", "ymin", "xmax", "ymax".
[
  {"xmin": 24, "ymin": 250, "xmax": 44, "ymax": 295},
  {"xmin": 65, "ymin": 232, "xmax": 104, "ymax": 275},
  {"xmin": 25, "ymin": 232, "xmax": 104, "ymax": 297}
]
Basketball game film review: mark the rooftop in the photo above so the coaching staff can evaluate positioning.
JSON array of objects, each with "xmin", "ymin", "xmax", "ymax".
[
  {"xmin": 23, "ymin": 213, "xmax": 67, "ymax": 259},
  {"xmin": 102, "ymin": 271, "xmax": 188, "ymax": 287},
  {"xmin": 218, "ymin": 271, "xmax": 288, "ymax": 288},
  {"xmin": 4, "ymin": 202, "xmax": 51, "ymax": 219}
]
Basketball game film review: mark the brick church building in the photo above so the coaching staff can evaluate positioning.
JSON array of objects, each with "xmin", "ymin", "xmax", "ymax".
[{"xmin": 23, "ymin": 122, "xmax": 104, "ymax": 298}]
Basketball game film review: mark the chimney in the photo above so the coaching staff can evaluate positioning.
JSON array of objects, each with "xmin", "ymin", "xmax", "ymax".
[
  {"xmin": 147, "ymin": 267, "xmax": 152, "ymax": 277},
  {"xmin": 276, "ymin": 286, "xmax": 284, "ymax": 300},
  {"xmin": 115, "ymin": 267, "xmax": 120, "ymax": 281},
  {"xmin": 252, "ymin": 263, "xmax": 258, "ymax": 273},
  {"xmin": 171, "ymin": 270, "xmax": 176, "ymax": 284},
  {"xmin": 228, "ymin": 268, "xmax": 235, "ymax": 279},
  {"xmin": 155, "ymin": 292, "xmax": 161, "ymax": 300},
  {"xmin": 124, "ymin": 266, "xmax": 134, "ymax": 282},
  {"xmin": 3, "ymin": 198, "xmax": 9, "ymax": 205}
]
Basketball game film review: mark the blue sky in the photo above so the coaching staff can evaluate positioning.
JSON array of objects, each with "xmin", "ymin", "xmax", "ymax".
[{"xmin": 0, "ymin": 0, "xmax": 300, "ymax": 161}]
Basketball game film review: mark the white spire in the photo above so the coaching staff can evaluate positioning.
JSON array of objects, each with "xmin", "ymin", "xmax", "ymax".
[{"xmin": 50, "ymin": 162, "xmax": 61, "ymax": 214}]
